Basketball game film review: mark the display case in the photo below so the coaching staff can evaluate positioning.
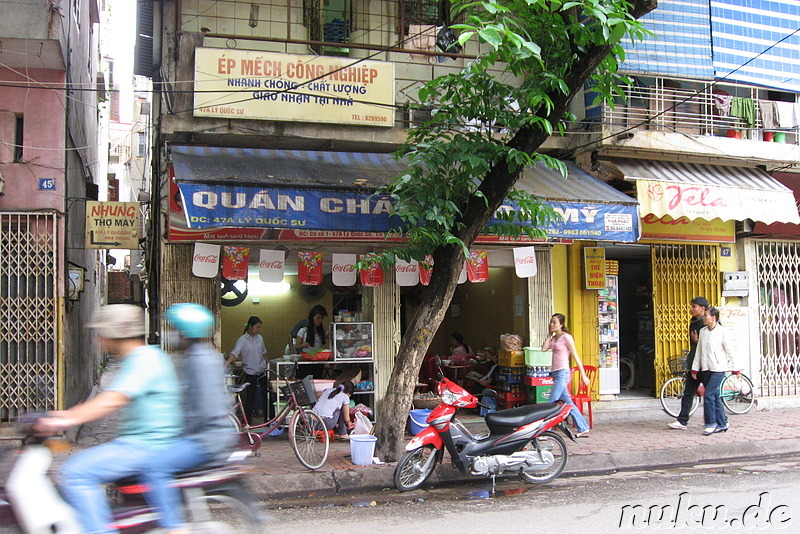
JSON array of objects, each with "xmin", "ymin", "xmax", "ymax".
[
  {"xmin": 598, "ymin": 273, "xmax": 621, "ymax": 395},
  {"xmin": 332, "ymin": 322, "xmax": 373, "ymax": 361}
]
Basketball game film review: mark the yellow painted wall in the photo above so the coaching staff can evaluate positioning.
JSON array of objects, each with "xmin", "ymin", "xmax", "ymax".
[{"xmin": 219, "ymin": 274, "xmax": 334, "ymax": 358}]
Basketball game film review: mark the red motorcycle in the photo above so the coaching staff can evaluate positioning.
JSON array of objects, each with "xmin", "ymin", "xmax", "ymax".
[{"xmin": 394, "ymin": 375, "xmax": 576, "ymax": 491}]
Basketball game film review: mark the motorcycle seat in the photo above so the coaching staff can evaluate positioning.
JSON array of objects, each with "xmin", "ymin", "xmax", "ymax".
[
  {"xmin": 484, "ymin": 402, "xmax": 562, "ymax": 431},
  {"xmin": 114, "ymin": 464, "xmax": 248, "ymax": 494}
]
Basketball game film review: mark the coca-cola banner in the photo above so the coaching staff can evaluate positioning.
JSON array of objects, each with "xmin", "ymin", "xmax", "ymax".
[
  {"xmin": 259, "ymin": 249, "xmax": 286, "ymax": 282},
  {"xmin": 222, "ymin": 246, "xmax": 250, "ymax": 280},
  {"xmin": 466, "ymin": 251, "xmax": 489, "ymax": 283},
  {"xmin": 192, "ymin": 242, "xmax": 221, "ymax": 278},
  {"xmin": 513, "ymin": 246, "xmax": 538, "ymax": 278},
  {"xmin": 332, "ymin": 254, "xmax": 357, "ymax": 286},
  {"xmin": 297, "ymin": 252, "xmax": 323, "ymax": 285},
  {"xmin": 395, "ymin": 257, "xmax": 419, "ymax": 286},
  {"xmin": 419, "ymin": 255, "xmax": 433, "ymax": 286},
  {"xmin": 359, "ymin": 254, "xmax": 384, "ymax": 287}
]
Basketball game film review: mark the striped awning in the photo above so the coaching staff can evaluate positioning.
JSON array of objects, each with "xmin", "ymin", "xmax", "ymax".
[{"xmin": 607, "ymin": 158, "xmax": 800, "ymax": 225}]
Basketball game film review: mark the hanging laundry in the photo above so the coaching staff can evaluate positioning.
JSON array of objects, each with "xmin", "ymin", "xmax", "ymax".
[
  {"xmin": 408, "ymin": 24, "xmax": 437, "ymax": 63},
  {"xmin": 713, "ymin": 94, "xmax": 733, "ymax": 116},
  {"xmin": 730, "ymin": 97, "xmax": 756, "ymax": 128},
  {"xmin": 775, "ymin": 101, "xmax": 800, "ymax": 128},
  {"xmin": 760, "ymin": 101, "xmax": 777, "ymax": 130}
]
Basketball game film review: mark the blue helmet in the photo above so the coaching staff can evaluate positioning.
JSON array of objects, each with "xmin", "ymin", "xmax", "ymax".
[{"xmin": 166, "ymin": 303, "xmax": 214, "ymax": 339}]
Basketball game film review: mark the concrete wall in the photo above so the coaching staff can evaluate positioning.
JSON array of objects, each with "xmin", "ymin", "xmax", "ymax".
[{"xmin": 0, "ymin": 68, "xmax": 66, "ymax": 212}]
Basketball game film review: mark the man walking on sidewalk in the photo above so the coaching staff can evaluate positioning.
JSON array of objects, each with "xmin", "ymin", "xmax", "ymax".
[{"xmin": 668, "ymin": 296, "xmax": 709, "ymax": 430}]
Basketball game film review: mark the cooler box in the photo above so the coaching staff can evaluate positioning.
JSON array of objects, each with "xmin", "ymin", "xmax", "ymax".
[
  {"xmin": 526, "ymin": 385, "xmax": 553, "ymax": 403},
  {"xmin": 524, "ymin": 347, "xmax": 550, "ymax": 367},
  {"xmin": 498, "ymin": 350, "xmax": 525, "ymax": 368},
  {"xmin": 524, "ymin": 376, "xmax": 554, "ymax": 387}
]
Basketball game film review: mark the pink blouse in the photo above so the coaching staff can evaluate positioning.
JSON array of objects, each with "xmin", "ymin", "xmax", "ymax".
[{"xmin": 550, "ymin": 333, "xmax": 573, "ymax": 371}]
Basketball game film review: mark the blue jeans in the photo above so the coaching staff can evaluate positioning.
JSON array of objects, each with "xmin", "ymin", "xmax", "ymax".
[
  {"xmin": 139, "ymin": 437, "xmax": 210, "ymax": 530},
  {"xmin": 702, "ymin": 371, "xmax": 728, "ymax": 429},
  {"xmin": 549, "ymin": 369, "xmax": 590, "ymax": 433},
  {"xmin": 60, "ymin": 438, "xmax": 164, "ymax": 534}
]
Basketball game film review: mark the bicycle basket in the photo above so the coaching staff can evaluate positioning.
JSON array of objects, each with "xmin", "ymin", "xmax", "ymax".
[
  {"xmin": 668, "ymin": 355, "xmax": 688, "ymax": 374},
  {"xmin": 279, "ymin": 375, "xmax": 317, "ymax": 406}
]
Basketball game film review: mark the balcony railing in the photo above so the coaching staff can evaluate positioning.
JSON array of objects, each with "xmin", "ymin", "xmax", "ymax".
[{"xmin": 599, "ymin": 81, "xmax": 799, "ymax": 145}]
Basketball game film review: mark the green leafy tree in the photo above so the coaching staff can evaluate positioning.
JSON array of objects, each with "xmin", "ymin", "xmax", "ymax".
[{"xmin": 375, "ymin": 0, "xmax": 657, "ymax": 461}]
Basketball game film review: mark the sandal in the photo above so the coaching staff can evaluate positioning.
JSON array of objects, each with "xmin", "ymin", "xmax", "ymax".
[
  {"xmin": 575, "ymin": 431, "xmax": 590, "ymax": 438},
  {"xmin": 336, "ymin": 434, "xmax": 350, "ymax": 440}
]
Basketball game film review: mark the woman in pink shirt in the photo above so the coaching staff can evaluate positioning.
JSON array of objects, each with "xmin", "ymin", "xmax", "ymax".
[{"xmin": 541, "ymin": 313, "xmax": 591, "ymax": 437}]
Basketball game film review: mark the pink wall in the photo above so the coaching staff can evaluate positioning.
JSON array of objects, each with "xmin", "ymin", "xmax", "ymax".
[{"xmin": 0, "ymin": 67, "xmax": 66, "ymax": 211}]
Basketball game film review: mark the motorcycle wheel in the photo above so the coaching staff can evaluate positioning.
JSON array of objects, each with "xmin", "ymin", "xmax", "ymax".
[
  {"xmin": 185, "ymin": 481, "xmax": 269, "ymax": 533},
  {"xmin": 394, "ymin": 444, "xmax": 441, "ymax": 492},
  {"xmin": 518, "ymin": 430, "xmax": 568, "ymax": 484}
]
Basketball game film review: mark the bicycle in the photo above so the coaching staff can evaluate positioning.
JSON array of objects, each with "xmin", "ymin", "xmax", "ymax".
[
  {"xmin": 228, "ymin": 369, "xmax": 330, "ymax": 470},
  {"xmin": 660, "ymin": 353, "xmax": 755, "ymax": 417}
]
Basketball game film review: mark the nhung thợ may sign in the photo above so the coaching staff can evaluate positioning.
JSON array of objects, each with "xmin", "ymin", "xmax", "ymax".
[
  {"xmin": 85, "ymin": 201, "xmax": 141, "ymax": 249},
  {"xmin": 193, "ymin": 49, "xmax": 395, "ymax": 127}
]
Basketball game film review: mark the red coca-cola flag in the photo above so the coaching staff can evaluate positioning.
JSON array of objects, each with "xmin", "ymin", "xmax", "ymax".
[
  {"xmin": 191, "ymin": 243, "xmax": 220, "ymax": 278},
  {"xmin": 359, "ymin": 254, "xmax": 384, "ymax": 287},
  {"xmin": 222, "ymin": 246, "xmax": 250, "ymax": 280},
  {"xmin": 259, "ymin": 249, "xmax": 285, "ymax": 282},
  {"xmin": 419, "ymin": 255, "xmax": 434, "ymax": 286},
  {"xmin": 466, "ymin": 250, "xmax": 489, "ymax": 283},
  {"xmin": 297, "ymin": 251, "xmax": 323, "ymax": 285},
  {"xmin": 332, "ymin": 254, "xmax": 357, "ymax": 286},
  {"xmin": 395, "ymin": 257, "xmax": 419, "ymax": 286}
]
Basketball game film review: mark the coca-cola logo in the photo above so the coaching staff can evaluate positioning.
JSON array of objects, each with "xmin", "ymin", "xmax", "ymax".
[
  {"xmin": 193, "ymin": 254, "xmax": 218, "ymax": 263},
  {"xmin": 396, "ymin": 264, "xmax": 418, "ymax": 272},
  {"xmin": 515, "ymin": 256, "xmax": 536, "ymax": 265},
  {"xmin": 333, "ymin": 264, "xmax": 355, "ymax": 272},
  {"xmin": 259, "ymin": 260, "xmax": 284, "ymax": 268}
]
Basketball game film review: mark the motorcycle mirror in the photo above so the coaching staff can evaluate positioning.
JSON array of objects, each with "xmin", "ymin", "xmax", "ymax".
[{"xmin": 482, "ymin": 388, "xmax": 497, "ymax": 398}]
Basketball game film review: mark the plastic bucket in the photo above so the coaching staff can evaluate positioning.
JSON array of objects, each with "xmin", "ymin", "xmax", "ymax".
[
  {"xmin": 774, "ymin": 132, "xmax": 787, "ymax": 143},
  {"xmin": 409, "ymin": 408, "xmax": 432, "ymax": 435},
  {"xmin": 349, "ymin": 434, "xmax": 377, "ymax": 465}
]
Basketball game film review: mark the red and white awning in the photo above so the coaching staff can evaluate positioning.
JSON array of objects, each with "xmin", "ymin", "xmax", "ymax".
[{"xmin": 609, "ymin": 159, "xmax": 800, "ymax": 225}]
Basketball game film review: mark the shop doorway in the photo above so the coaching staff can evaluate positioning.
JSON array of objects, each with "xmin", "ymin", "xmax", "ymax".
[{"xmin": 602, "ymin": 245, "xmax": 656, "ymax": 397}]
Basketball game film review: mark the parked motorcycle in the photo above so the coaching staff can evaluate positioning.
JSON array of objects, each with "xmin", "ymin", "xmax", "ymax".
[
  {"xmin": 0, "ymin": 413, "xmax": 267, "ymax": 533},
  {"xmin": 394, "ymin": 375, "xmax": 577, "ymax": 492}
]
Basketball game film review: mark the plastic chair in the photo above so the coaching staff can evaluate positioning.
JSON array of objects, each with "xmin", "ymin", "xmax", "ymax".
[{"xmin": 570, "ymin": 365, "xmax": 598, "ymax": 428}]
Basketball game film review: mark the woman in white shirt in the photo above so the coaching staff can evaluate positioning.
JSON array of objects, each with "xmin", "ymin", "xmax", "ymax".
[
  {"xmin": 313, "ymin": 380, "xmax": 354, "ymax": 440},
  {"xmin": 295, "ymin": 305, "xmax": 329, "ymax": 350},
  {"xmin": 226, "ymin": 316, "xmax": 271, "ymax": 422},
  {"xmin": 691, "ymin": 307, "xmax": 738, "ymax": 435}
]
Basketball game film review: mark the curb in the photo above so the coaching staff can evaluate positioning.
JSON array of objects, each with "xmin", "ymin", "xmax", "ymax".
[{"xmin": 249, "ymin": 438, "xmax": 800, "ymax": 501}]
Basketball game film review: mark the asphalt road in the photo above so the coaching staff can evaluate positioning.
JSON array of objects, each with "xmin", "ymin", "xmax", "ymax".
[{"xmin": 262, "ymin": 456, "xmax": 800, "ymax": 532}]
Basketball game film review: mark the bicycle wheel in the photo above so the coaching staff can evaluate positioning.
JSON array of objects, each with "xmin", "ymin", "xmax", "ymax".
[
  {"xmin": 660, "ymin": 376, "xmax": 698, "ymax": 418},
  {"xmin": 185, "ymin": 481, "xmax": 267, "ymax": 533},
  {"xmin": 518, "ymin": 431, "xmax": 568, "ymax": 484},
  {"xmin": 290, "ymin": 409, "xmax": 329, "ymax": 470},
  {"xmin": 226, "ymin": 413, "xmax": 241, "ymax": 433},
  {"xmin": 620, "ymin": 357, "xmax": 635, "ymax": 389},
  {"xmin": 721, "ymin": 373, "xmax": 754, "ymax": 414}
]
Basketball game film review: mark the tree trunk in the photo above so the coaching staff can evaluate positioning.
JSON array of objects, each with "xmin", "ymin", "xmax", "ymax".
[{"xmin": 376, "ymin": 245, "xmax": 463, "ymax": 460}]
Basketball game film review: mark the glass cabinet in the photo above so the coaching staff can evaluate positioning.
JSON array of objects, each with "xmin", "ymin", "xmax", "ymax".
[{"xmin": 333, "ymin": 322, "xmax": 373, "ymax": 361}]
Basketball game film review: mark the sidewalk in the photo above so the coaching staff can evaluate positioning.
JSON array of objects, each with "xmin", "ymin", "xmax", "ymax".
[{"xmin": 60, "ymin": 361, "xmax": 800, "ymax": 501}]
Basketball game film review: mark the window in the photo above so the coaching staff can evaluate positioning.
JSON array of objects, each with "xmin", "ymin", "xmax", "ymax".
[
  {"xmin": 401, "ymin": 0, "xmax": 449, "ymax": 33},
  {"xmin": 304, "ymin": 0, "xmax": 353, "ymax": 55},
  {"xmin": 136, "ymin": 132, "xmax": 147, "ymax": 158},
  {"xmin": 14, "ymin": 115, "xmax": 23, "ymax": 163}
]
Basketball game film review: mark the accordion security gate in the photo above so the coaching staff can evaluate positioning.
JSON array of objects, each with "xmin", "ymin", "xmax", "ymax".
[
  {"xmin": 0, "ymin": 212, "xmax": 58, "ymax": 420},
  {"xmin": 651, "ymin": 244, "xmax": 720, "ymax": 394},
  {"xmin": 754, "ymin": 240, "xmax": 800, "ymax": 397}
]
